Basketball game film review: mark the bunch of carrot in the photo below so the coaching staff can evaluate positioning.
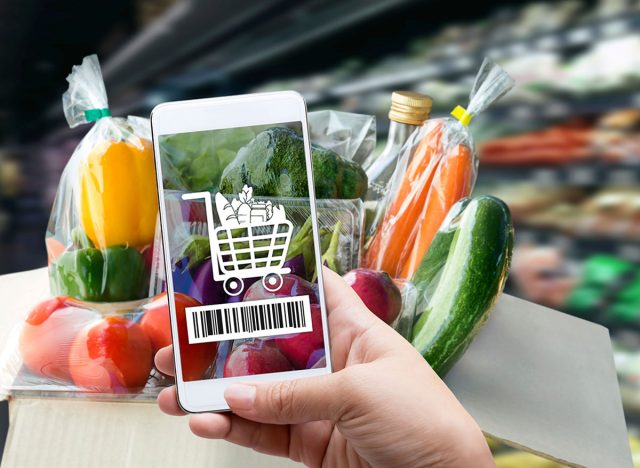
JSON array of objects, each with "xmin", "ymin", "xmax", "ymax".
[{"xmin": 364, "ymin": 121, "xmax": 476, "ymax": 279}]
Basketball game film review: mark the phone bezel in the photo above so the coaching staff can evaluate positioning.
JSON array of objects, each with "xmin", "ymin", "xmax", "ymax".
[{"xmin": 151, "ymin": 91, "xmax": 332, "ymax": 413}]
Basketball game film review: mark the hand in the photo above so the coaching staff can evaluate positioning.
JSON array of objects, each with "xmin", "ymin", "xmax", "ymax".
[{"xmin": 157, "ymin": 267, "xmax": 494, "ymax": 468}]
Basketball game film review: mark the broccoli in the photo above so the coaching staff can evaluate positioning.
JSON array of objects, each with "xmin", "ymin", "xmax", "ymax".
[{"xmin": 219, "ymin": 127, "xmax": 367, "ymax": 199}]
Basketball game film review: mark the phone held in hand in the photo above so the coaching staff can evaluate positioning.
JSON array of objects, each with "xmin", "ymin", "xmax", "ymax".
[{"xmin": 151, "ymin": 92, "xmax": 332, "ymax": 413}]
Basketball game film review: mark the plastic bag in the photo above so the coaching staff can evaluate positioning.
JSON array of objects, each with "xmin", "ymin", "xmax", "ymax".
[
  {"xmin": 46, "ymin": 55, "xmax": 159, "ymax": 303},
  {"xmin": 307, "ymin": 110, "xmax": 376, "ymax": 165},
  {"xmin": 364, "ymin": 58, "xmax": 514, "ymax": 279},
  {"xmin": 0, "ymin": 55, "xmax": 168, "ymax": 398}
]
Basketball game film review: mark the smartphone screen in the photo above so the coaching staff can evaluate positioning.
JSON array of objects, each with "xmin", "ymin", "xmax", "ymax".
[{"xmin": 157, "ymin": 121, "xmax": 328, "ymax": 382}]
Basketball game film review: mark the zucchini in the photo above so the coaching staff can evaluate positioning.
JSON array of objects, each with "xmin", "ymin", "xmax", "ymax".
[
  {"xmin": 411, "ymin": 196, "xmax": 513, "ymax": 376},
  {"xmin": 412, "ymin": 198, "xmax": 471, "ymax": 309}
]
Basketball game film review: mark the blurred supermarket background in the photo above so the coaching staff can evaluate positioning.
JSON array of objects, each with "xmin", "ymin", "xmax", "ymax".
[{"xmin": 3, "ymin": 0, "xmax": 640, "ymax": 464}]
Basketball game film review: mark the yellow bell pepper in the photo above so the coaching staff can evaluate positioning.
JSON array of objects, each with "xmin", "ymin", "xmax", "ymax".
[{"xmin": 79, "ymin": 137, "xmax": 158, "ymax": 249}]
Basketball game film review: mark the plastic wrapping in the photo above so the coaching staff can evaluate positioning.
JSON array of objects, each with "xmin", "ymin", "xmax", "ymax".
[
  {"xmin": 307, "ymin": 110, "xmax": 376, "ymax": 165},
  {"xmin": 156, "ymin": 191, "xmax": 365, "ymax": 299},
  {"xmin": 0, "ymin": 55, "xmax": 166, "ymax": 398},
  {"xmin": 392, "ymin": 279, "xmax": 418, "ymax": 340},
  {"xmin": 364, "ymin": 58, "xmax": 514, "ymax": 279},
  {"xmin": 46, "ymin": 55, "xmax": 159, "ymax": 303},
  {"xmin": 1, "ymin": 294, "xmax": 174, "ymax": 399}
]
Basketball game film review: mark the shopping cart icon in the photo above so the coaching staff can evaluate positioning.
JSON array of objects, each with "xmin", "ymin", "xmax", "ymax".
[{"xmin": 182, "ymin": 192, "xmax": 292, "ymax": 296}]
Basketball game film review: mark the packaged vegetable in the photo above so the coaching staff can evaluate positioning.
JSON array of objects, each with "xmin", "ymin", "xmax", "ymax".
[
  {"xmin": 411, "ymin": 196, "xmax": 514, "ymax": 376},
  {"xmin": 219, "ymin": 127, "xmax": 368, "ymax": 199},
  {"xmin": 364, "ymin": 58, "xmax": 514, "ymax": 279},
  {"xmin": 0, "ymin": 55, "xmax": 178, "ymax": 400},
  {"xmin": 159, "ymin": 111, "xmax": 375, "ymax": 195},
  {"xmin": 46, "ymin": 55, "xmax": 158, "ymax": 303},
  {"xmin": 1, "ymin": 292, "xmax": 202, "ymax": 397}
]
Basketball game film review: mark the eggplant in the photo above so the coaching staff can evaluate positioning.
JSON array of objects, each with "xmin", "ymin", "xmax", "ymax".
[
  {"xmin": 190, "ymin": 259, "xmax": 228, "ymax": 305},
  {"xmin": 283, "ymin": 254, "xmax": 306, "ymax": 278},
  {"xmin": 171, "ymin": 257, "xmax": 195, "ymax": 295}
]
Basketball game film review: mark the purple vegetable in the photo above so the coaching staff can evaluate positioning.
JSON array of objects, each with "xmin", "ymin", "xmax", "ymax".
[
  {"xmin": 284, "ymin": 254, "xmax": 306, "ymax": 278},
  {"xmin": 171, "ymin": 257, "xmax": 195, "ymax": 296},
  {"xmin": 191, "ymin": 260, "xmax": 228, "ymax": 305},
  {"xmin": 307, "ymin": 348, "xmax": 325, "ymax": 369},
  {"xmin": 226, "ymin": 277, "xmax": 259, "ymax": 302}
]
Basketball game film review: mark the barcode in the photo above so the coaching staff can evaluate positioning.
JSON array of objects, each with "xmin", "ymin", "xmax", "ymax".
[{"xmin": 185, "ymin": 296, "xmax": 313, "ymax": 344}]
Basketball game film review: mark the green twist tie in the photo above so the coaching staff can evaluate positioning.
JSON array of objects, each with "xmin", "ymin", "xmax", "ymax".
[{"xmin": 84, "ymin": 108, "xmax": 111, "ymax": 122}]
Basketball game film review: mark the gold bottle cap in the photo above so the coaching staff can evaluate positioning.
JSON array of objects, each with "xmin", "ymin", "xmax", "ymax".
[{"xmin": 389, "ymin": 91, "xmax": 432, "ymax": 126}]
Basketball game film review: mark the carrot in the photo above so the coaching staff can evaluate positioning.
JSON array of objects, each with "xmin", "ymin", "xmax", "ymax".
[
  {"xmin": 399, "ymin": 143, "xmax": 474, "ymax": 279},
  {"xmin": 364, "ymin": 122, "xmax": 444, "ymax": 276}
]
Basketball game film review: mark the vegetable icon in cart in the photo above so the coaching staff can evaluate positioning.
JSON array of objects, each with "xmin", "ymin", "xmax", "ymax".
[{"xmin": 182, "ymin": 186, "xmax": 293, "ymax": 297}]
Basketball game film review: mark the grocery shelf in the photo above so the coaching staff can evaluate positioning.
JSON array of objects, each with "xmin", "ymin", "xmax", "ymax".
[
  {"xmin": 41, "ymin": 0, "xmax": 284, "ymax": 123},
  {"xmin": 120, "ymin": 0, "xmax": 415, "ymax": 114},
  {"xmin": 305, "ymin": 12, "xmax": 640, "ymax": 104},
  {"xmin": 487, "ymin": 91, "xmax": 640, "ymax": 121},
  {"xmin": 516, "ymin": 225, "xmax": 640, "ymax": 261},
  {"xmin": 478, "ymin": 162, "xmax": 640, "ymax": 187},
  {"xmin": 41, "ymin": 0, "xmax": 416, "ymax": 132},
  {"xmin": 336, "ymin": 94, "xmax": 640, "ymax": 138}
]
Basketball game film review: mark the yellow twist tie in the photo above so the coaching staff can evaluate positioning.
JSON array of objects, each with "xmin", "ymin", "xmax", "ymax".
[{"xmin": 451, "ymin": 105, "xmax": 473, "ymax": 126}]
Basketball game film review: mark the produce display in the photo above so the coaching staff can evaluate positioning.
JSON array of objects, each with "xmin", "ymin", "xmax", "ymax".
[
  {"xmin": 480, "ymin": 122, "xmax": 593, "ymax": 166},
  {"xmin": 490, "ymin": 183, "xmax": 640, "ymax": 241},
  {"xmin": 480, "ymin": 110, "xmax": 640, "ymax": 167},
  {"xmin": 1, "ymin": 56, "xmax": 515, "ymax": 398}
]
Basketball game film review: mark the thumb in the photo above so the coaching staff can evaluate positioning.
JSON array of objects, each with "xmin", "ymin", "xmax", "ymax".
[{"xmin": 224, "ymin": 371, "xmax": 348, "ymax": 424}]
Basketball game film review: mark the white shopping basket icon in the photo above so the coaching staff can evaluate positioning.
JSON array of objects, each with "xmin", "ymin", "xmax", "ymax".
[{"xmin": 182, "ymin": 192, "xmax": 293, "ymax": 297}]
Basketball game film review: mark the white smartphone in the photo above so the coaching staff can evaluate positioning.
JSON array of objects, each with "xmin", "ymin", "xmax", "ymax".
[{"xmin": 151, "ymin": 91, "xmax": 332, "ymax": 412}]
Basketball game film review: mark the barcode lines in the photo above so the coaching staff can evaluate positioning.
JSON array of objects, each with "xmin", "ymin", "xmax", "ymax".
[{"xmin": 186, "ymin": 296, "xmax": 313, "ymax": 344}]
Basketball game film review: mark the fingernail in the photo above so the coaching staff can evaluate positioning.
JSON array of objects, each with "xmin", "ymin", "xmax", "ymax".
[{"xmin": 224, "ymin": 384, "xmax": 256, "ymax": 410}]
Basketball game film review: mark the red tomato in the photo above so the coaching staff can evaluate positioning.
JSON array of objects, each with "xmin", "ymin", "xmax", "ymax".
[
  {"xmin": 140, "ymin": 293, "xmax": 218, "ymax": 382},
  {"xmin": 139, "ymin": 297, "xmax": 172, "ymax": 353},
  {"xmin": 19, "ymin": 296, "xmax": 99, "ymax": 382},
  {"xmin": 45, "ymin": 238, "xmax": 66, "ymax": 265},
  {"xmin": 69, "ymin": 316, "xmax": 152, "ymax": 393}
]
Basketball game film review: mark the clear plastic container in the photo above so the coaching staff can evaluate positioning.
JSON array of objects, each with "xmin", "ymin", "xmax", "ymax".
[
  {"xmin": 151, "ymin": 192, "xmax": 365, "ymax": 298},
  {"xmin": 1, "ymin": 296, "xmax": 173, "ymax": 400}
]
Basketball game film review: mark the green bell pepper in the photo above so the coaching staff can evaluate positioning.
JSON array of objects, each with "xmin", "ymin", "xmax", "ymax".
[{"xmin": 50, "ymin": 245, "xmax": 148, "ymax": 302}]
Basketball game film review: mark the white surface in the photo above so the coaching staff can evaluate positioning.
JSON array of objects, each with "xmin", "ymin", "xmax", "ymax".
[{"xmin": 446, "ymin": 294, "xmax": 632, "ymax": 468}]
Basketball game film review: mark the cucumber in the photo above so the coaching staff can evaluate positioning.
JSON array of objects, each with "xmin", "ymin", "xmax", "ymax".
[
  {"xmin": 411, "ymin": 196, "xmax": 513, "ymax": 376},
  {"xmin": 412, "ymin": 198, "xmax": 471, "ymax": 309}
]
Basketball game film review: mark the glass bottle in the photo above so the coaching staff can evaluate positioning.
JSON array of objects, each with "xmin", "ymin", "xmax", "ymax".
[{"xmin": 365, "ymin": 91, "xmax": 432, "ymax": 201}]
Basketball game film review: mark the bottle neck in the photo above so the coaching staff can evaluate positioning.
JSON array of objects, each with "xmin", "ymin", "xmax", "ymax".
[
  {"xmin": 366, "ymin": 119, "xmax": 420, "ymax": 183},
  {"xmin": 380, "ymin": 120, "xmax": 419, "ymax": 158}
]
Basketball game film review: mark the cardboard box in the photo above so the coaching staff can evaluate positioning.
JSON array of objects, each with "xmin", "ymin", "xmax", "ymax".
[{"xmin": 0, "ymin": 268, "xmax": 632, "ymax": 467}]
